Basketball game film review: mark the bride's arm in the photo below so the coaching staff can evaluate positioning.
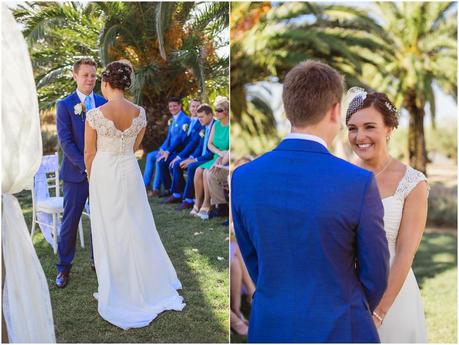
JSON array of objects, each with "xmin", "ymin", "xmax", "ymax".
[
  {"xmin": 133, "ymin": 127, "xmax": 146, "ymax": 153},
  {"xmin": 84, "ymin": 122, "xmax": 97, "ymax": 179},
  {"xmin": 373, "ymin": 181, "xmax": 428, "ymax": 326}
]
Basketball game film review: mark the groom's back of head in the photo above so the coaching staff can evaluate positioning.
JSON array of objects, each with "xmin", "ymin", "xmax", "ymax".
[{"xmin": 283, "ymin": 60, "xmax": 343, "ymax": 127}]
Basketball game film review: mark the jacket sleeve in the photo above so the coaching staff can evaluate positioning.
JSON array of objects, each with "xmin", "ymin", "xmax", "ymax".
[
  {"xmin": 178, "ymin": 132, "xmax": 200, "ymax": 159},
  {"xmin": 160, "ymin": 128, "xmax": 172, "ymax": 151},
  {"xmin": 56, "ymin": 101, "xmax": 85, "ymax": 173},
  {"xmin": 356, "ymin": 175, "xmax": 390, "ymax": 311},
  {"xmin": 232, "ymin": 170, "xmax": 259, "ymax": 284},
  {"xmin": 167, "ymin": 118, "xmax": 190, "ymax": 153},
  {"xmin": 190, "ymin": 136, "xmax": 204, "ymax": 159}
]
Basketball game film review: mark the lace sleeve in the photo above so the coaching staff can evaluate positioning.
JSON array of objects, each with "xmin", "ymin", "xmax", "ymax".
[
  {"xmin": 396, "ymin": 167, "xmax": 429, "ymax": 199},
  {"xmin": 86, "ymin": 109, "xmax": 97, "ymax": 129},
  {"xmin": 138, "ymin": 107, "xmax": 147, "ymax": 129}
]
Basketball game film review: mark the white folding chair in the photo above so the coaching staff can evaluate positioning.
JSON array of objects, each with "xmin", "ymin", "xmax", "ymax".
[{"xmin": 30, "ymin": 153, "xmax": 85, "ymax": 254}]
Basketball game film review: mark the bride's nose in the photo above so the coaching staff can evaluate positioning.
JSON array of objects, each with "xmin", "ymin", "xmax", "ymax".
[{"xmin": 355, "ymin": 129, "xmax": 366, "ymax": 142}]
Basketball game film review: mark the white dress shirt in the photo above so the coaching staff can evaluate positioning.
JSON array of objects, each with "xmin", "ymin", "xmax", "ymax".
[{"xmin": 283, "ymin": 132, "xmax": 328, "ymax": 149}]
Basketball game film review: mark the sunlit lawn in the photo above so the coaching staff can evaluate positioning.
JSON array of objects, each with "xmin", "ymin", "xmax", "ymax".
[{"xmin": 17, "ymin": 190, "xmax": 229, "ymax": 343}]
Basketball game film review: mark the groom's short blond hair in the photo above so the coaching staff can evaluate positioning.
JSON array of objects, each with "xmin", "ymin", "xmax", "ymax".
[
  {"xmin": 73, "ymin": 58, "xmax": 97, "ymax": 74},
  {"xmin": 283, "ymin": 60, "xmax": 343, "ymax": 127}
]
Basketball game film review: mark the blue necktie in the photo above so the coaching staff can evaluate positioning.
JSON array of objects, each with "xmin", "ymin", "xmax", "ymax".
[
  {"xmin": 201, "ymin": 125, "xmax": 210, "ymax": 156},
  {"xmin": 84, "ymin": 95, "xmax": 93, "ymax": 112}
]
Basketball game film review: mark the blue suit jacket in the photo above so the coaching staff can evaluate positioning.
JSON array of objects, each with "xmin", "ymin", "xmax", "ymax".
[
  {"xmin": 56, "ymin": 92, "xmax": 106, "ymax": 182},
  {"xmin": 176, "ymin": 119, "xmax": 204, "ymax": 159},
  {"xmin": 231, "ymin": 139, "xmax": 389, "ymax": 343},
  {"xmin": 193, "ymin": 119, "xmax": 215, "ymax": 163},
  {"xmin": 160, "ymin": 111, "xmax": 191, "ymax": 154}
]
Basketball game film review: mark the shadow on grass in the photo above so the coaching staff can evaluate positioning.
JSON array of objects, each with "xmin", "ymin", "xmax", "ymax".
[
  {"xmin": 15, "ymin": 189, "xmax": 229, "ymax": 343},
  {"xmin": 413, "ymin": 231, "xmax": 457, "ymax": 289}
]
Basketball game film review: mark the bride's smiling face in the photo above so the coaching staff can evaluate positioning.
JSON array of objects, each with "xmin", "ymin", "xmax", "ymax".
[{"xmin": 347, "ymin": 105, "xmax": 392, "ymax": 162}]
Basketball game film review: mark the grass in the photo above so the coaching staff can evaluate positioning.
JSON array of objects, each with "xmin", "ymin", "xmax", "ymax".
[
  {"xmin": 231, "ymin": 229, "xmax": 457, "ymax": 343},
  {"xmin": 16, "ymin": 190, "xmax": 229, "ymax": 343},
  {"xmin": 413, "ymin": 229, "xmax": 457, "ymax": 343}
]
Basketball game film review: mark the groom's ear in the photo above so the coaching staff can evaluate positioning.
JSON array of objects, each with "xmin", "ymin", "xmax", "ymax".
[{"xmin": 329, "ymin": 102, "xmax": 341, "ymax": 123}]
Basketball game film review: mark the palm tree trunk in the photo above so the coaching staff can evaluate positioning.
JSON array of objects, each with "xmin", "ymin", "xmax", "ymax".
[{"xmin": 406, "ymin": 90, "xmax": 428, "ymax": 175}]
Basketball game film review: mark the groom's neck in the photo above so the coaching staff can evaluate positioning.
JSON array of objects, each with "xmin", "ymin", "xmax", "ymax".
[
  {"xmin": 77, "ymin": 87, "xmax": 93, "ymax": 96},
  {"xmin": 290, "ymin": 126, "xmax": 332, "ymax": 147}
]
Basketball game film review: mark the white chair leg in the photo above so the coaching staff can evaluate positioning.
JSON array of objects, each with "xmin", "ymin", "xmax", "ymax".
[
  {"xmin": 78, "ymin": 218, "xmax": 85, "ymax": 249},
  {"xmin": 52, "ymin": 213, "xmax": 58, "ymax": 254}
]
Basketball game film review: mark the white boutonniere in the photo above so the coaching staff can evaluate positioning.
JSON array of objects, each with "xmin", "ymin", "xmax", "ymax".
[
  {"xmin": 168, "ymin": 118, "xmax": 173, "ymax": 126},
  {"xmin": 199, "ymin": 129, "xmax": 205, "ymax": 138},
  {"xmin": 182, "ymin": 123, "xmax": 189, "ymax": 132},
  {"xmin": 74, "ymin": 103, "xmax": 85, "ymax": 118}
]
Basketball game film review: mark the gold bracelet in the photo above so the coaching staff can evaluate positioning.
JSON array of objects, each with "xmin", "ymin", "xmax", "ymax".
[{"xmin": 372, "ymin": 311, "xmax": 384, "ymax": 324}]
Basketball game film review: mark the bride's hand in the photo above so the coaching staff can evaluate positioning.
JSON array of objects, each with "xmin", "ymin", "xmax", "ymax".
[{"xmin": 372, "ymin": 314, "xmax": 382, "ymax": 328}]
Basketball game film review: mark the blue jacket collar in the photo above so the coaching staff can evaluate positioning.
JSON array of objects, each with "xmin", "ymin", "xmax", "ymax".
[{"xmin": 274, "ymin": 139, "xmax": 330, "ymax": 154}]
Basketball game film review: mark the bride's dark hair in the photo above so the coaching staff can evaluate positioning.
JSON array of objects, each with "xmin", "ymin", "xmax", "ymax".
[
  {"xmin": 101, "ymin": 60, "xmax": 133, "ymax": 90},
  {"xmin": 346, "ymin": 91, "xmax": 399, "ymax": 129}
]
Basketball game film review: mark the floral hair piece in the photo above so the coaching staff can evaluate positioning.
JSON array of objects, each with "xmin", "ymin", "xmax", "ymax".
[{"xmin": 343, "ymin": 87, "xmax": 368, "ymax": 123}]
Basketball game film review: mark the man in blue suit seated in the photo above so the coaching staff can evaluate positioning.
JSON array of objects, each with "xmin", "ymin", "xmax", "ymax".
[
  {"xmin": 231, "ymin": 60, "xmax": 390, "ymax": 343},
  {"xmin": 143, "ymin": 97, "xmax": 190, "ymax": 197},
  {"xmin": 169, "ymin": 104, "xmax": 215, "ymax": 210},
  {"xmin": 164, "ymin": 98, "xmax": 203, "ymax": 203},
  {"xmin": 55, "ymin": 58, "xmax": 107, "ymax": 288}
]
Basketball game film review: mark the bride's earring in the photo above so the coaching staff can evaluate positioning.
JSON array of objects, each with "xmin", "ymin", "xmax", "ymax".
[{"xmin": 386, "ymin": 135, "xmax": 391, "ymax": 141}]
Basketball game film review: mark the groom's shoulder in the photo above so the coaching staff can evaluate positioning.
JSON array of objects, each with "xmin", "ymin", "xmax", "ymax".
[
  {"xmin": 329, "ymin": 154, "xmax": 373, "ymax": 181},
  {"xmin": 57, "ymin": 92, "xmax": 76, "ymax": 106}
]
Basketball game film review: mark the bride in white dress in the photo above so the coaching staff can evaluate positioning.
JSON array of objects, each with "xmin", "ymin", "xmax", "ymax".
[
  {"xmin": 84, "ymin": 60, "xmax": 185, "ymax": 330},
  {"xmin": 345, "ymin": 88, "xmax": 428, "ymax": 343}
]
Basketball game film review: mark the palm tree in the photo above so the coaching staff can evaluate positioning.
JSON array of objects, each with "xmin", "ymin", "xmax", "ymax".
[
  {"xmin": 14, "ymin": 1, "xmax": 229, "ymax": 152},
  {"xmin": 13, "ymin": 2, "xmax": 103, "ymax": 109},
  {"xmin": 96, "ymin": 1, "xmax": 229, "ymax": 150},
  {"xmin": 230, "ymin": 2, "xmax": 386, "ymax": 153},
  {"xmin": 362, "ymin": 2, "xmax": 457, "ymax": 174}
]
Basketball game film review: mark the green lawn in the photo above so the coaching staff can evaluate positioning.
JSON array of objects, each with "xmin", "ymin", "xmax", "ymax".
[
  {"xmin": 231, "ymin": 229, "xmax": 457, "ymax": 343},
  {"xmin": 413, "ymin": 230, "xmax": 457, "ymax": 343},
  {"xmin": 16, "ymin": 190, "xmax": 229, "ymax": 343}
]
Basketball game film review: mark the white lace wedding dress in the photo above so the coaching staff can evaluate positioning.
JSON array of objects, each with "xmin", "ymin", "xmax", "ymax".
[
  {"xmin": 86, "ymin": 106, "xmax": 185, "ymax": 330},
  {"xmin": 379, "ymin": 166, "xmax": 428, "ymax": 343}
]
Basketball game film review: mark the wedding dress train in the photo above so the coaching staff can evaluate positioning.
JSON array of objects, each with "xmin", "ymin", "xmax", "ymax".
[{"xmin": 87, "ymin": 106, "xmax": 184, "ymax": 330}]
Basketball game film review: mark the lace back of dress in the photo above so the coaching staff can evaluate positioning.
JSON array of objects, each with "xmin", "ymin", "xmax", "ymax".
[{"xmin": 86, "ymin": 107, "xmax": 147, "ymax": 154}]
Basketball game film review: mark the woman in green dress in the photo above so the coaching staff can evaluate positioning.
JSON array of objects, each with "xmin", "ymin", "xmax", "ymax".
[{"xmin": 191, "ymin": 96, "xmax": 229, "ymax": 219}]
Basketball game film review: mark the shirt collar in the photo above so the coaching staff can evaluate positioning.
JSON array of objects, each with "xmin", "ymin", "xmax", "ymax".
[
  {"xmin": 283, "ymin": 132, "xmax": 328, "ymax": 149},
  {"xmin": 76, "ymin": 89, "xmax": 94, "ymax": 104}
]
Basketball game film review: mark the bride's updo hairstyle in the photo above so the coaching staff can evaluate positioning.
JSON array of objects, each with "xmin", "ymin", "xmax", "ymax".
[
  {"xmin": 101, "ymin": 60, "xmax": 133, "ymax": 90},
  {"xmin": 346, "ymin": 91, "xmax": 399, "ymax": 129}
]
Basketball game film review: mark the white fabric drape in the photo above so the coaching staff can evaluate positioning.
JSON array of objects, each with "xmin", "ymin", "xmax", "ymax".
[{"xmin": 2, "ymin": 4, "xmax": 56, "ymax": 343}]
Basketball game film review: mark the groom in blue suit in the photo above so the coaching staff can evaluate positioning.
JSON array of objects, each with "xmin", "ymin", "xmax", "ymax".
[
  {"xmin": 55, "ymin": 58, "xmax": 106, "ymax": 288},
  {"xmin": 232, "ymin": 61, "xmax": 389, "ymax": 343}
]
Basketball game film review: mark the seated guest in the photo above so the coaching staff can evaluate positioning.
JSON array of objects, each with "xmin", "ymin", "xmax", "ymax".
[
  {"xmin": 192, "ymin": 96, "xmax": 229, "ymax": 219},
  {"xmin": 165, "ymin": 99, "xmax": 205, "ymax": 204},
  {"xmin": 205, "ymin": 150, "xmax": 229, "ymax": 218},
  {"xmin": 171, "ymin": 104, "xmax": 215, "ymax": 210},
  {"xmin": 143, "ymin": 97, "xmax": 190, "ymax": 197}
]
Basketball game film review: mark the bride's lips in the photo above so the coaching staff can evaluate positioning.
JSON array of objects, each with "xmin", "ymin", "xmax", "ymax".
[{"xmin": 354, "ymin": 143, "xmax": 374, "ymax": 153}]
